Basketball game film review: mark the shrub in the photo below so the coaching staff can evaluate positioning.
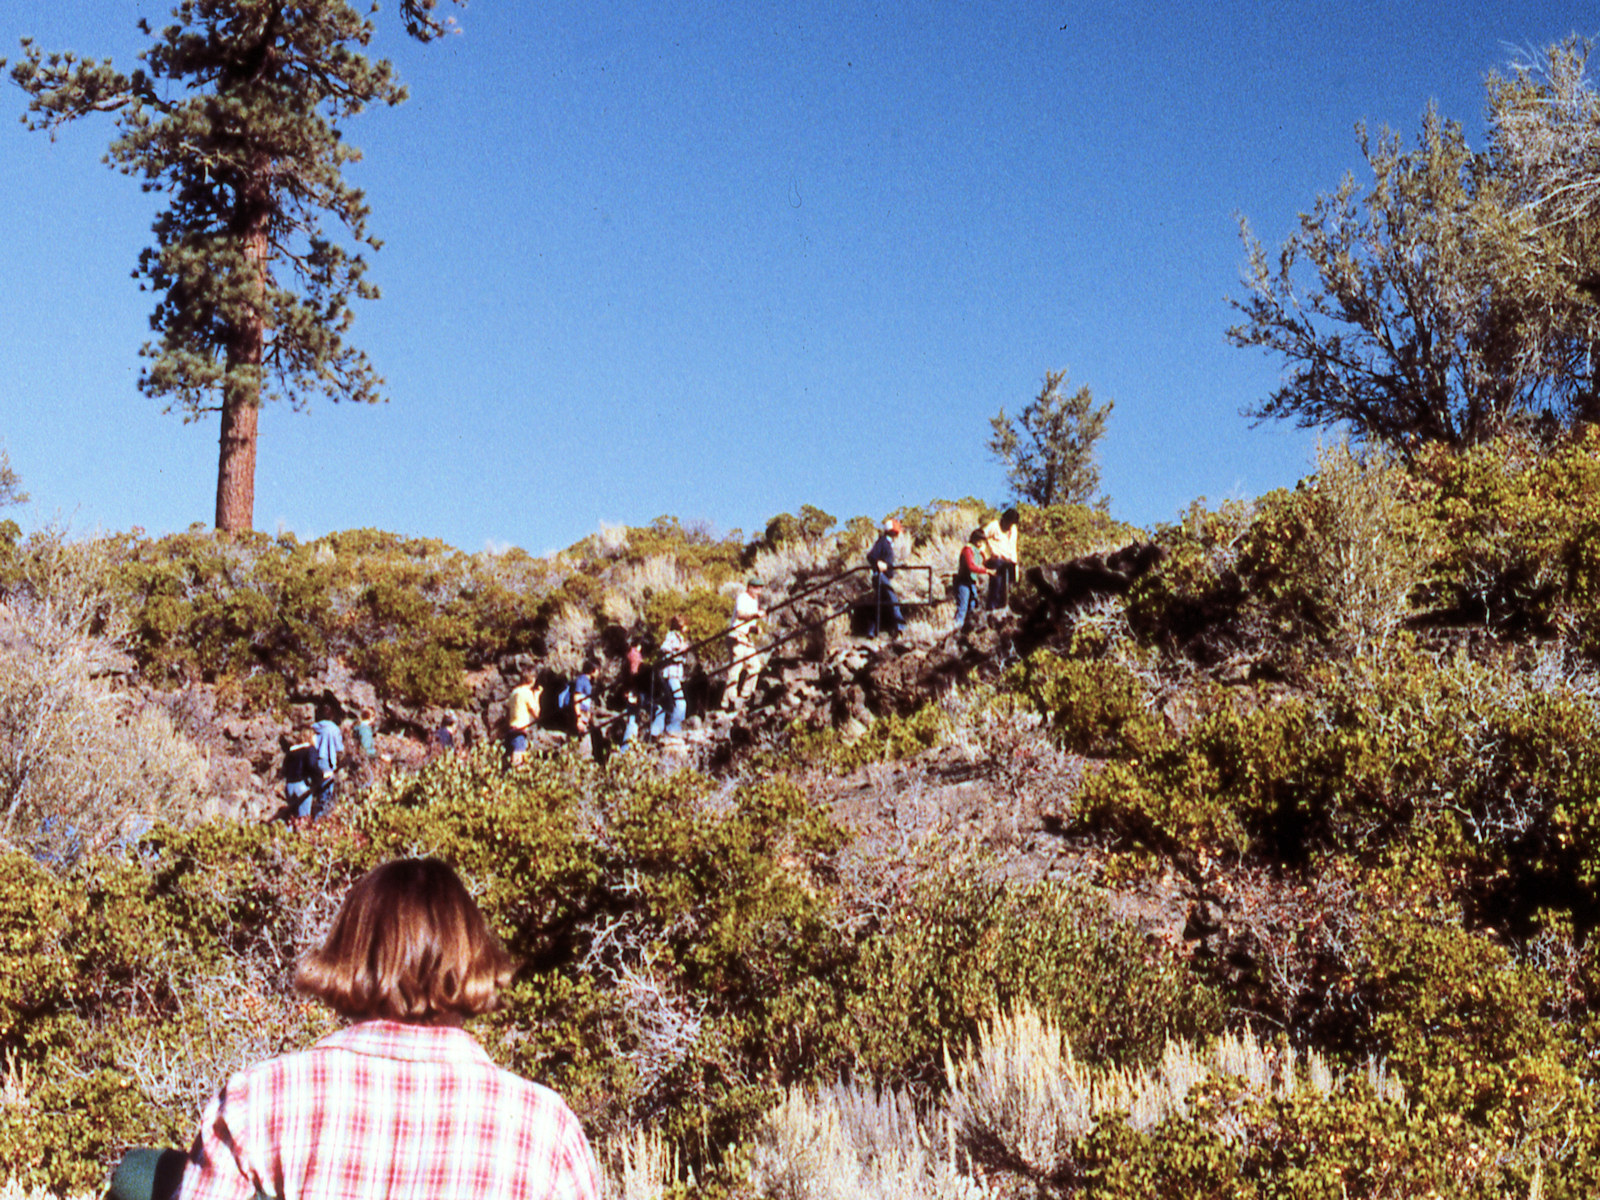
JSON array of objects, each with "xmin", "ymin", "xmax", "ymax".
[
  {"xmin": 1233, "ymin": 440, "xmax": 1436, "ymax": 660},
  {"xmin": 1416, "ymin": 427, "xmax": 1600, "ymax": 635},
  {"xmin": 1004, "ymin": 651, "xmax": 1165, "ymax": 758},
  {"xmin": 846, "ymin": 855, "xmax": 1221, "ymax": 1089},
  {"xmin": 787, "ymin": 705, "xmax": 950, "ymax": 774},
  {"xmin": 0, "ymin": 545, "xmax": 210, "ymax": 863},
  {"xmin": 751, "ymin": 1083, "xmax": 985, "ymax": 1200},
  {"xmin": 1018, "ymin": 501, "xmax": 1139, "ymax": 567}
]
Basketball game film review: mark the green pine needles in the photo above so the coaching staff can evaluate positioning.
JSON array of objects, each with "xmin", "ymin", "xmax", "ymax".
[{"xmin": 8, "ymin": 0, "xmax": 467, "ymax": 531}]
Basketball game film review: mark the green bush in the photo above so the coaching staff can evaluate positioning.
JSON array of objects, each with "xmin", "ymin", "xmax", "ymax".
[
  {"xmin": 109, "ymin": 528, "xmax": 557, "ymax": 708},
  {"xmin": 785, "ymin": 704, "xmax": 949, "ymax": 773},
  {"xmin": 354, "ymin": 751, "xmax": 855, "ymax": 1154},
  {"xmin": 846, "ymin": 855, "xmax": 1222, "ymax": 1089},
  {"xmin": 1005, "ymin": 651, "xmax": 1165, "ymax": 758},
  {"xmin": 1416, "ymin": 428, "xmax": 1600, "ymax": 636},
  {"xmin": 1019, "ymin": 501, "xmax": 1139, "ymax": 566}
]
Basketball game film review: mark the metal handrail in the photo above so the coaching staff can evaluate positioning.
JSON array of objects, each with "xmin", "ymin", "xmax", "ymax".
[
  {"xmin": 585, "ymin": 560, "xmax": 943, "ymax": 741},
  {"xmin": 668, "ymin": 563, "xmax": 937, "ymax": 678}
]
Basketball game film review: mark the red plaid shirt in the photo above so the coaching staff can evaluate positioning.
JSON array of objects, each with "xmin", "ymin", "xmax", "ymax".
[{"xmin": 181, "ymin": 1020, "xmax": 600, "ymax": 1200}]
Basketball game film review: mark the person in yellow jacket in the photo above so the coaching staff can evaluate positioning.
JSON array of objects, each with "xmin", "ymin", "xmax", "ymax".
[{"xmin": 982, "ymin": 507, "xmax": 1020, "ymax": 610}]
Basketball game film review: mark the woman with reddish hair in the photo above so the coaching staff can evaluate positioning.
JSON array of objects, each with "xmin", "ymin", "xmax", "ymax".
[{"xmin": 116, "ymin": 858, "xmax": 599, "ymax": 1200}]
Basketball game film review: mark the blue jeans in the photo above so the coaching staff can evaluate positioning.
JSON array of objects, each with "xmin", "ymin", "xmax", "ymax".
[
  {"xmin": 954, "ymin": 582, "xmax": 981, "ymax": 630},
  {"xmin": 986, "ymin": 560, "xmax": 1016, "ymax": 610},
  {"xmin": 310, "ymin": 772, "xmax": 338, "ymax": 820},
  {"xmin": 868, "ymin": 576, "xmax": 903, "ymax": 637},
  {"xmin": 650, "ymin": 678, "xmax": 686, "ymax": 736},
  {"xmin": 286, "ymin": 784, "xmax": 313, "ymax": 819}
]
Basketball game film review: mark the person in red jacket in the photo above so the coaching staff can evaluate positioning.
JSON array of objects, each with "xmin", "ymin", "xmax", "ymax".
[{"xmin": 953, "ymin": 527, "xmax": 992, "ymax": 632}]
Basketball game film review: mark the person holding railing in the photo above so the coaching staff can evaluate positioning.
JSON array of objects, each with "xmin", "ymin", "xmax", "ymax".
[
  {"xmin": 982, "ymin": 507, "xmax": 1020, "ymax": 611},
  {"xmin": 722, "ymin": 579, "xmax": 766, "ymax": 710},
  {"xmin": 866, "ymin": 517, "xmax": 905, "ymax": 638}
]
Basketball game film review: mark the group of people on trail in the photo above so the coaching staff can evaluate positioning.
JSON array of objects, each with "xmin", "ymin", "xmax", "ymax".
[
  {"xmin": 499, "ymin": 623, "xmax": 695, "ymax": 763},
  {"xmin": 280, "ymin": 509, "xmax": 1022, "ymax": 806},
  {"xmin": 868, "ymin": 506, "xmax": 1021, "ymax": 638},
  {"xmin": 955, "ymin": 506, "xmax": 1020, "ymax": 632},
  {"xmin": 281, "ymin": 707, "xmax": 376, "ymax": 821}
]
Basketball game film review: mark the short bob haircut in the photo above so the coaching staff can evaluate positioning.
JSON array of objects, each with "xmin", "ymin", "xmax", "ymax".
[{"xmin": 295, "ymin": 858, "xmax": 516, "ymax": 1023}]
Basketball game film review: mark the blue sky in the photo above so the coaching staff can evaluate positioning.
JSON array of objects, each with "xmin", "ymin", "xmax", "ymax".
[{"xmin": 2, "ymin": 1, "xmax": 1594, "ymax": 555}]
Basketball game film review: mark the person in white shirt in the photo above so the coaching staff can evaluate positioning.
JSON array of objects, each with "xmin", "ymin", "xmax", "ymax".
[{"xmin": 723, "ymin": 580, "xmax": 766, "ymax": 710}]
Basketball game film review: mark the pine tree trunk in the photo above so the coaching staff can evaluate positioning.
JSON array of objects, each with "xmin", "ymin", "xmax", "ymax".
[
  {"xmin": 214, "ymin": 187, "xmax": 271, "ymax": 533},
  {"xmin": 214, "ymin": 385, "xmax": 259, "ymax": 532}
]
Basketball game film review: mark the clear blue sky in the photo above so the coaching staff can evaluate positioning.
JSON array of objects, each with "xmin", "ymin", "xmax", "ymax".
[{"xmin": 2, "ymin": 1, "xmax": 1594, "ymax": 554}]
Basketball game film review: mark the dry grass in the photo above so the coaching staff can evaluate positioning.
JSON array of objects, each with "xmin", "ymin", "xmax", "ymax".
[
  {"xmin": 601, "ymin": 1126, "xmax": 686, "ymax": 1200},
  {"xmin": 753, "ymin": 1001, "xmax": 1406, "ymax": 1197},
  {"xmin": 604, "ymin": 556, "xmax": 693, "ymax": 611},
  {"xmin": 750, "ymin": 538, "xmax": 838, "ymax": 589},
  {"xmin": 592, "ymin": 522, "xmax": 632, "ymax": 559},
  {"xmin": 544, "ymin": 604, "xmax": 597, "ymax": 673},
  {"xmin": 1304, "ymin": 440, "xmax": 1433, "ymax": 661},
  {"xmin": 0, "ymin": 586, "xmax": 211, "ymax": 864},
  {"xmin": 946, "ymin": 1002, "xmax": 1400, "ymax": 1180},
  {"xmin": 752, "ymin": 1083, "xmax": 990, "ymax": 1200}
]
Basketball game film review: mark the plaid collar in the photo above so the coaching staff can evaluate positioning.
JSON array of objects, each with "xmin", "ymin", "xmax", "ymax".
[{"xmin": 316, "ymin": 1019, "xmax": 496, "ymax": 1067}]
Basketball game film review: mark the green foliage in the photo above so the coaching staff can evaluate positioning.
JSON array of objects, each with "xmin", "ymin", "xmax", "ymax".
[
  {"xmin": 1005, "ymin": 651, "xmax": 1165, "ymax": 758},
  {"xmin": 0, "ymin": 853, "xmax": 78, "ymax": 1053},
  {"xmin": 1124, "ymin": 446, "xmax": 1436, "ymax": 667},
  {"xmin": 1350, "ymin": 914, "xmax": 1562, "ymax": 1112},
  {"xmin": 1123, "ymin": 497, "xmax": 1257, "ymax": 658},
  {"xmin": 0, "ymin": 824, "xmax": 344, "ymax": 1193},
  {"xmin": 112, "ymin": 529, "xmax": 545, "ymax": 707},
  {"xmin": 1018, "ymin": 500, "xmax": 1139, "ymax": 565},
  {"xmin": 989, "ymin": 369, "xmax": 1113, "ymax": 508},
  {"xmin": 837, "ymin": 515, "xmax": 878, "ymax": 560},
  {"xmin": 355, "ymin": 751, "xmax": 855, "ymax": 1153},
  {"xmin": 848, "ymin": 857, "xmax": 1222, "ymax": 1089},
  {"xmin": 756, "ymin": 506, "xmax": 837, "ymax": 554},
  {"xmin": 625, "ymin": 516, "xmax": 744, "ymax": 585},
  {"xmin": 1416, "ymin": 429, "xmax": 1600, "ymax": 638},
  {"xmin": 785, "ymin": 704, "xmax": 950, "ymax": 774},
  {"xmin": 1232, "ymin": 442, "xmax": 1437, "ymax": 659},
  {"xmin": 642, "ymin": 586, "xmax": 733, "ymax": 655}
]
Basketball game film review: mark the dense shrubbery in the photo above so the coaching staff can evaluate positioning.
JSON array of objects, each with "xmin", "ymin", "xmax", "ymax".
[
  {"xmin": 17, "ymin": 433, "xmax": 1600, "ymax": 1195},
  {"xmin": 0, "ymin": 749, "xmax": 1214, "ymax": 1194},
  {"xmin": 112, "ymin": 526, "xmax": 548, "ymax": 707}
]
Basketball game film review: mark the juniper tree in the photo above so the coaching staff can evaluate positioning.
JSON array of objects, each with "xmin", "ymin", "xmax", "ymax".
[
  {"xmin": 988, "ymin": 370, "xmax": 1112, "ymax": 509},
  {"xmin": 0, "ymin": 449, "xmax": 25, "ymax": 510},
  {"xmin": 1229, "ymin": 41, "xmax": 1600, "ymax": 449},
  {"xmin": 8, "ymin": 0, "xmax": 465, "ymax": 532}
]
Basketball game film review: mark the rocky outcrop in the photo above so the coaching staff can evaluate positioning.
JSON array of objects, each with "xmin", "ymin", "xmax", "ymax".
[
  {"xmin": 696, "ymin": 541, "xmax": 1166, "ymax": 758},
  {"xmin": 127, "ymin": 541, "xmax": 1168, "ymax": 816}
]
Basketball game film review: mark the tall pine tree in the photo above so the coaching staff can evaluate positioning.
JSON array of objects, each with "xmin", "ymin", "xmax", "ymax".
[{"xmin": 9, "ymin": 0, "xmax": 464, "ymax": 531}]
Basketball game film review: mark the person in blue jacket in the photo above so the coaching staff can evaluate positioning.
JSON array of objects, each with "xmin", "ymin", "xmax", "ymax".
[
  {"xmin": 310, "ymin": 712, "xmax": 344, "ymax": 819},
  {"xmin": 866, "ymin": 517, "xmax": 905, "ymax": 638}
]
